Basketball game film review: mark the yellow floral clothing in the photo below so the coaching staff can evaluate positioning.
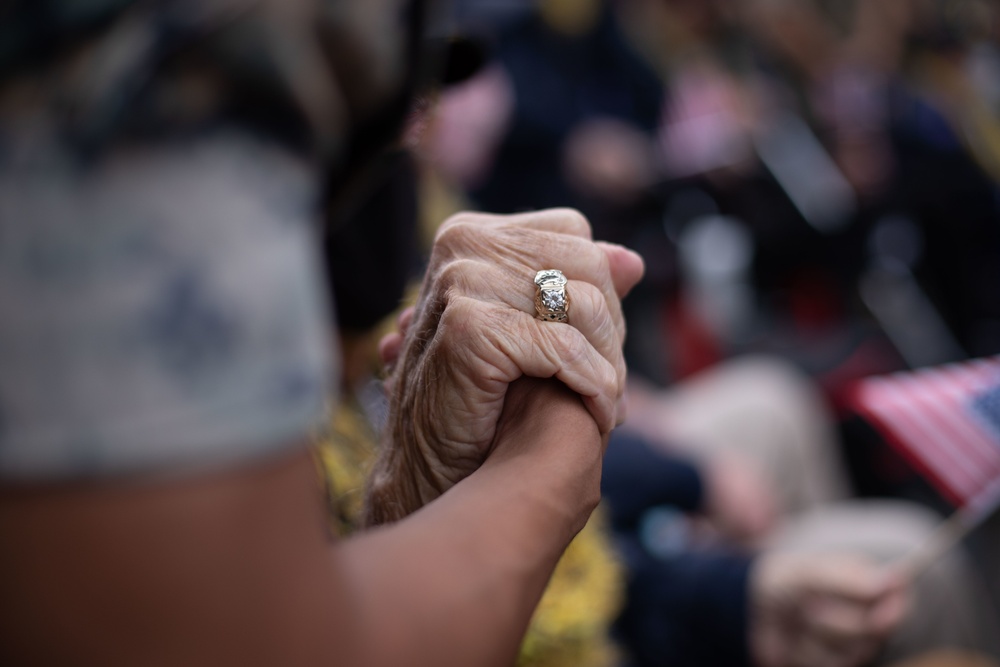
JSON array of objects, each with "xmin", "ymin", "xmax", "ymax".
[{"xmin": 314, "ymin": 391, "xmax": 625, "ymax": 667}]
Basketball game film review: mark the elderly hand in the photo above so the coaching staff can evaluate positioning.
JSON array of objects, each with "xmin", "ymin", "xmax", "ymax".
[
  {"xmin": 364, "ymin": 209, "xmax": 644, "ymax": 525},
  {"xmin": 750, "ymin": 551, "xmax": 909, "ymax": 667}
]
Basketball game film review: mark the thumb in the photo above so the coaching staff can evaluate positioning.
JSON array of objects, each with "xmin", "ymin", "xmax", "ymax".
[{"xmin": 596, "ymin": 241, "xmax": 645, "ymax": 298}]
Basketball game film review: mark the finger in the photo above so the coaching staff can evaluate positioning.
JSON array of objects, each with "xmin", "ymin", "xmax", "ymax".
[
  {"xmin": 802, "ymin": 557, "xmax": 887, "ymax": 603},
  {"xmin": 451, "ymin": 207, "xmax": 595, "ymax": 239},
  {"xmin": 563, "ymin": 280, "xmax": 627, "ymax": 414},
  {"xmin": 596, "ymin": 241, "xmax": 645, "ymax": 299},
  {"xmin": 380, "ymin": 305, "xmax": 417, "ymax": 370},
  {"xmin": 804, "ymin": 596, "xmax": 874, "ymax": 645},
  {"xmin": 431, "ymin": 260, "xmax": 627, "ymax": 397},
  {"xmin": 510, "ymin": 234, "xmax": 626, "ymax": 344},
  {"xmin": 435, "ymin": 221, "xmax": 608, "ymax": 286},
  {"xmin": 444, "ymin": 298, "xmax": 619, "ymax": 434},
  {"xmin": 432, "ymin": 213, "xmax": 619, "ymax": 307},
  {"xmin": 526, "ymin": 306, "xmax": 626, "ymax": 434},
  {"xmin": 428, "ymin": 216, "xmax": 628, "ymax": 347},
  {"xmin": 433, "ymin": 214, "xmax": 608, "ymax": 293},
  {"xmin": 378, "ymin": 331, "xmax": 404, "ymax": 368},
  {"xmin": 434, "ymin": 210, "xmax": 593, "ymax": 253},
  {"xmin": 868, "ymin": 584, "xmax": 909, "ymax": 636},
  {"xmin": 397, "ymin": 305, "xmax": 416, "ymax": 337},
  {"xmin": 526, "ymin": 317, "xmax": 619, "ymax": 434}
]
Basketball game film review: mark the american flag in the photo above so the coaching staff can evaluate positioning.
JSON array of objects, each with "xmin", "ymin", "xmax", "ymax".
[{"xmin": 847, "ymin": 356, "xmax": 1000, "ymax": 507}]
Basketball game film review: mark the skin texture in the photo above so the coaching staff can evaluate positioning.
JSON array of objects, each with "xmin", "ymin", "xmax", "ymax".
[
  {"xmin": 365, "ymin": 208, "xmax": 644, "ymax": 524},
  {"xmin": 0, "ymin": 209, "xmax": 644, "ymax": 667}
]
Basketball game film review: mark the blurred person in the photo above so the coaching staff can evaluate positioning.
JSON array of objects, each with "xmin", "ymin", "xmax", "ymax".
[
  {"xmin": 0, "ymin": 2, "xmax": 647, "ymax": 666},
  {"xmin": 426, "ymin": 0, "xmax": 689, "ymax": 392},
  {"xmin": 742, "ymin": 0, "xmax": 915, "ymax": 197},
  {"xmin": 611, "ymin": 0, "xmax": 1000, "ymax": 392},
  {"xmin": 604, "ymin": 355, "xmax": 1000, "ymax": 667},
  {"xmin": 741, "ymin": 0, "xmax": 1000, "ymax": 359},
  {"xmin": 436, "ymin": 0, "xmax": 664, "ymax": 242}
]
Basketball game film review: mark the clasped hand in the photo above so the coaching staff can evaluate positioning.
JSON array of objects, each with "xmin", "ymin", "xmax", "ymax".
[{"xmin": 365, "ymin": 209, "xmax": 644, "ymax": 525}]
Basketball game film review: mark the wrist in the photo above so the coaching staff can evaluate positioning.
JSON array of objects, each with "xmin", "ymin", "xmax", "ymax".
[
  {"xmin": 483, "ymin": 378, "xmax": 604, "ymax": 531},
  {"xmin": 364, "ymin": 377, "xmax": 605, "ymax": 530}
]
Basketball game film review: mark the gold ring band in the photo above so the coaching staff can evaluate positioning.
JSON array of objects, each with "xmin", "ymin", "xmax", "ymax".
[{"xmin": 534, "ymin": 269, "xmax": 569, "ymax": 323}]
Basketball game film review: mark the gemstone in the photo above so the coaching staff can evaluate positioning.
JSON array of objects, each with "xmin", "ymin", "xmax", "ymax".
[{"xmin": 542, "ymin": 289, "xmax": 566, "ymax": 310}]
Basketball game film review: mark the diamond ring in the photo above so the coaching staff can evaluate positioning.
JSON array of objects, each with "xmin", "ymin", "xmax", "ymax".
[{"xmin": 534, "ymin": 269, "xmax": 569, "ymax": 322}]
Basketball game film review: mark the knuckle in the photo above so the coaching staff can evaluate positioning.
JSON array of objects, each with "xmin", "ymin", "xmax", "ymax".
[
  {"xmin": 431, "ymin": 258, "xmax": 479, "ymax": 297},
  {"xmin": 550, "ymin": 207, "xmax": 593, "ymax": 238},
  {"xmin": 437, "ymin": 210, "xmax": 478, "ymax": 236},
  {"xmin": 434, "ymin": 259, "xmax": 519, "ymax": 311},
  {"xmin": 433, "ymin": 297, "xmax": 487, "ymax": 363},
  {"xmin": 440, "ymin": 296, "xmax": 513, "ymax": 351},
  {"xmin": 439, "ymin": 294, "xmax": 481, "ymax": 332},
  {"xmin": 434, "ymin": 213, "xmax": 482, "ymax": 250}
]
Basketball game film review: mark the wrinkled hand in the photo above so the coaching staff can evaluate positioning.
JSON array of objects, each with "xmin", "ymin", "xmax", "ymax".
[
  {"xmin": 364, "ymin": 209, "xmax": 644, "ymax": 525},
  {"xmin": 751, "ymin": 551, "xmax": 909, "ymax": 667}
]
